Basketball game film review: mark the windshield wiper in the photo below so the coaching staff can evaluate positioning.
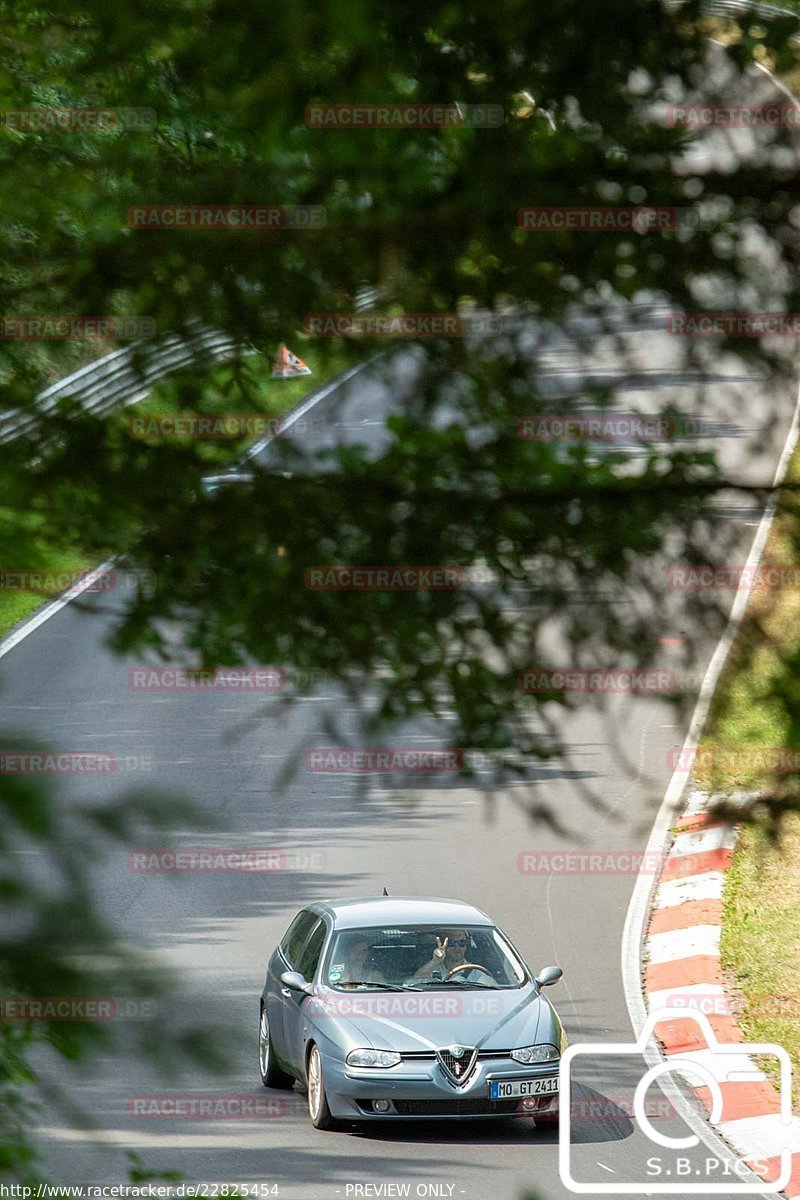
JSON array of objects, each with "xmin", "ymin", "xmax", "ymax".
[
  {"xmin": 336, "ymin": 981, "xmax": 411, "ymax": 991},
  {"xmin": 406, "ymin": 978, "xmax": 501, "ymax": 989}
]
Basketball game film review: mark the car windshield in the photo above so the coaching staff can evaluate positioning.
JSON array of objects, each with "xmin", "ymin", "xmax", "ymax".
[{"xmin": 323, "ymin": 924, "xmax": 527, "ymax": 990}]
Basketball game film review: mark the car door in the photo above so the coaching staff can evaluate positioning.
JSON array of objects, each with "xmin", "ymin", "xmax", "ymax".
[
  {"xmin": 266, "ymin": 909, "xmax": 318, "ymax": 1072},
  {"xmin": 282, "ymin": 916, "xmax": 329, "ymax": 1074}
]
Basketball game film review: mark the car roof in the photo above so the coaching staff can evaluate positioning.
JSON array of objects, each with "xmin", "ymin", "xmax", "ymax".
[{"xmin": 309, "ymin": 896, "xmax": 495, "ymax": 929}]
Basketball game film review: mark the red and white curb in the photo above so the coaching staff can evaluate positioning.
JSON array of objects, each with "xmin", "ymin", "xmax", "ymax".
[{"xmin": 644, "ymin": 789, "xmax": 800, "ymax": 1194}]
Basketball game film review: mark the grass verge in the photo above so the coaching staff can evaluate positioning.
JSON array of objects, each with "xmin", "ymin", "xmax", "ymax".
[
  {"xmin": 696, "ymin": 448, "xmax": 800, "ymax": 1109},
  {"xmin": 709, "ymin": 21, "xmax": 800, "ymax": 1107},
  {"xmin": 722, "ymin": 817, "xmax": 800, "ymax": 1109},
  {"xmin": 0, "ymin": 518, "xmax": 94, "ymax": 639}
]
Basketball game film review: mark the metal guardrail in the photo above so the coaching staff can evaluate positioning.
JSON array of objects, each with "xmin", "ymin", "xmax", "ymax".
[
  {"xmin": 0, "ymin": 325, "xmax": 242, "ymax": 444},
  {"xmin": 1, "ymin": 288, "xmax": 386, "ymax": 445},
  {"xmin": 354, "ymin": 285, "xmax": 384, "ymax": 312},
  {"xmin": 701, "ymin": 0, "xmax": 800, "ymax": 22},
  {"xmin": 667, "ymin": 0, "xmax": 800, "ymax": 40}
]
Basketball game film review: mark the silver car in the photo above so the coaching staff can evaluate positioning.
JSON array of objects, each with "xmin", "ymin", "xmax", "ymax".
[{"xmin": 259, "ymin": 896, "xmax": 566, "ymax": 1130}]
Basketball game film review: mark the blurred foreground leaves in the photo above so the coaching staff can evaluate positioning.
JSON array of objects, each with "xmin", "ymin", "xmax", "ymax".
[{"xmin": 0, "ymin": 758, "xmax": 224, "ymax": 1177}]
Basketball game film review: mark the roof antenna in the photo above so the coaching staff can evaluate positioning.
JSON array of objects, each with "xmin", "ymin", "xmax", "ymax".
[{"xmin": 382, "ymin": 886, "xmax": 389, "ymax": 896}]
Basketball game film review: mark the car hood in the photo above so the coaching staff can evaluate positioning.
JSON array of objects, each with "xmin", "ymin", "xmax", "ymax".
[{"xmin": 308, "ymin": 983, "xmax": 558, "ymax": 1053}]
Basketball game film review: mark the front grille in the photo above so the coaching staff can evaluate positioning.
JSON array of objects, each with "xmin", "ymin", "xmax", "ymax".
[
  {"xmin": 401, "ymin": 1049, "xmax": 515, "ymax": 1061},
  {"xmin": 400, "ymin": 1050, "xmax": 514, "ymax": 1060},
  {"xmin": 438, "ymin": 1048, "xmax": 477, "ymax": 1081},
  {"xmin": 434, "ymin": 1046, "xmax": 479, "ymax": 1086},
  {"xmin": 392, "ymin": 1098, "xmax": 519, "ymax": 1116}
]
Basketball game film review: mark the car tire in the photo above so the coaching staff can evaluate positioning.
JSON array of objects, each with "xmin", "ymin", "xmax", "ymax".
[
  {"xmin": 306, "ymin": 1044, "xmax": 338, "ymax": 1130},
  {"xmin": 259, "ymin": 1005, "xmax": 294, "ymax": 1089}
]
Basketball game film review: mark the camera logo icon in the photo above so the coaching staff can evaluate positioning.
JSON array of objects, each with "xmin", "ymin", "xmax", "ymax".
[{"xmin": 558, "ymin": 1007, "xmax": 794, "ymax": 1194}]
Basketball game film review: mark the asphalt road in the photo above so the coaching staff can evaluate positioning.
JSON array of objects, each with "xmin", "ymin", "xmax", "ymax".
[{"xmin": 1, "ymin": 303, "xmax": 797, "ymax": 1200}]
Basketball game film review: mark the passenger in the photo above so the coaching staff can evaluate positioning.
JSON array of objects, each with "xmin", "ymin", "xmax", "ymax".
[{"xmin": 337, "ymin": 935, "xmax": 386, "ymax": 985}]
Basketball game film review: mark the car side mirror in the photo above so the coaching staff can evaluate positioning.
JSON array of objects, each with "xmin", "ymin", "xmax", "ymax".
[
  {"xmin": 280, "ymin": 970, "xmax": 313, "ymax": 995},
  {"xmin": 535, "ymin": 965, "xmax": 563, "ymax": 988}
]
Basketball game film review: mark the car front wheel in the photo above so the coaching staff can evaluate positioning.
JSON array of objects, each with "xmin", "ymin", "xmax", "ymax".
[
  {"xmin": 259, "ymin": 1006, "xmax": 294, "ymax": 1089},
  {"xmin": 306, "ymin": 1044, "xmax": 337, "ymax": 1130}
]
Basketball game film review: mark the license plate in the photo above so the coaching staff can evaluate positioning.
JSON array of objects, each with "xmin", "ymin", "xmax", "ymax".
[{"xmin": 490, "ymin": 1076, "xmax": 559, "ymax": 1100}]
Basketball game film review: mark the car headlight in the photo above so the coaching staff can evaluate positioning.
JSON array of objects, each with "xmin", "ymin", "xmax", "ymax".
[
  {"xmin": 510, "ymin": 1044, "xmax": 560, "ymax": 1064},
  {"xmin": 346, "ymin": 1048, "xmax": 402, "ymax": 1068}
]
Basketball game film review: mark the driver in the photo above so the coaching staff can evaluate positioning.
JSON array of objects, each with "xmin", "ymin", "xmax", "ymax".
[{"xmin": 413, "ymin": 928, "xmax": 490, "ymax": 983}]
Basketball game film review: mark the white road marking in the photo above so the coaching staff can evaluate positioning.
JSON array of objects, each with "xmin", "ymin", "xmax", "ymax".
[
  {"xmin": 668, "ymin": 1048, "xmax": 766, "ymax": 1085},
  {"xmin": 655, "ymin": 871, "xmax": 726, "ymax": 907},
  {"xmin": 718, "ymin": 1114, "xmax": 800, "ymax": 1159},
  {"xmin": 645, "ymin": 924, "xmax": 721, "ymax": 964},
  {"xmin": 647, "ymin": 982, "xmax": 728, "ymax": 1012},
  {"xmin": 0, "ymin": 560, "xmax": 115, "ymax": 663},
  {"xmin": 669, "ymin": 825, "xmax": 737, "ymax": 858}
]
